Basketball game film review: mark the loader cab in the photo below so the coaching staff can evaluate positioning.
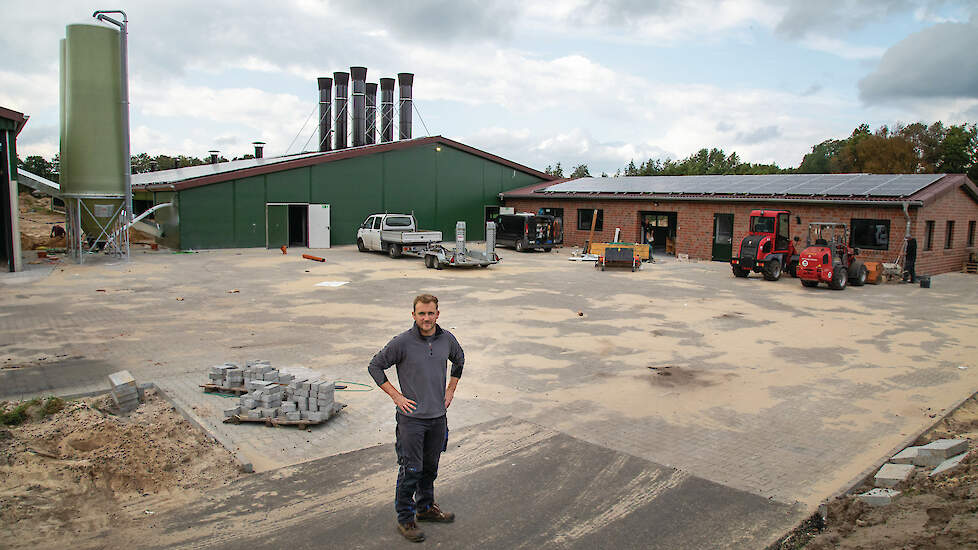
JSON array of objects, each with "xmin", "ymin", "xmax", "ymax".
[{"xmin": 731, "ymin": 209, "xmax": 799, "ymax": 280}]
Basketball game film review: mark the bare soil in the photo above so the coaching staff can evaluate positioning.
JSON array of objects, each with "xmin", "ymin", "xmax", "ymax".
[
  {"xmin": 773, "ymin": 393, "xmax": 978, "ymax": 549},
  {"xmin": 0, "ymin": 389, "xmax": 241, "ymax": 549},
  {"xmin": 18, "ymin": 192, "xmax": 66, "ymax": 250}
]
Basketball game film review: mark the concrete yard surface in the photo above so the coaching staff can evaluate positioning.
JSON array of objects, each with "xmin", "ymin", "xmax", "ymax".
[{"xmin": 2, "ymin": 245, "xmax": 977, "ymax": 548}]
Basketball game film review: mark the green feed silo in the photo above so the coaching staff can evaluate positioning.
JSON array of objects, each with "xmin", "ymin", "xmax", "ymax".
[{"xmin": 60, "ymin": 23, "xmax": 125, "ymax": 240}]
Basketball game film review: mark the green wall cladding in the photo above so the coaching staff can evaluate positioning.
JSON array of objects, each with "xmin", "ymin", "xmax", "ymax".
[{"xmin": 173, "ymin": 142, "xmax": 546, "ymax": 249}]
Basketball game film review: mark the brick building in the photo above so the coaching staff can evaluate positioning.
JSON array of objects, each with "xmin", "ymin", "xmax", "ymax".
[{"xmin": 502, "ymin": 173, "xmax": 978, "ymax": 276}]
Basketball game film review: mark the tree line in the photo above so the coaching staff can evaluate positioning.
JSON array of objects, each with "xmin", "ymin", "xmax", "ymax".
[
  {"xmin": 16, "ymin": 152, "xmax": 247, "ymax": 183},
  {"xmin": 545, "ymin": 121, "xmax": 978, "ymax": 181}
]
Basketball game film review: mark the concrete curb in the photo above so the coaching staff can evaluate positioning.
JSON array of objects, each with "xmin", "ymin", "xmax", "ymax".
[
  {"xmin": 822, "ymin": 386, "xmax": 977, "ymax": 509},
  {"xmin": 149, "ymin": 382, "xmax": 255, "ymax": 474}
]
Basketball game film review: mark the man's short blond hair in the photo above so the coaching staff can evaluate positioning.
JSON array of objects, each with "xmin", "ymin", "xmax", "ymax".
[{"xmin": 413, "ymin": 294, "xmax": 439, "ymax": 311}]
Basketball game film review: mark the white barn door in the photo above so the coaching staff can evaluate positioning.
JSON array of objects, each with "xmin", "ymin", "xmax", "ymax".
[{"xmin": 308, "ymin": 204, "xmax": 331, "ymax": 249}]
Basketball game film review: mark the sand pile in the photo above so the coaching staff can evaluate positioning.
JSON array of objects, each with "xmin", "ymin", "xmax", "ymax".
[
  {"xmin": 0, "ymin": 389, "xmax": 241, "ymax": 548},
  {"xmin": 18, "ymin": 192, "xmax": 66, "ymax": 250}
]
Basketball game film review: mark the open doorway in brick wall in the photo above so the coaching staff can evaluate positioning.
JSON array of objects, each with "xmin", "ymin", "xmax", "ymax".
[{"xmin": 639, "ymin": 211, "xmax": 677, "ymax": 256}]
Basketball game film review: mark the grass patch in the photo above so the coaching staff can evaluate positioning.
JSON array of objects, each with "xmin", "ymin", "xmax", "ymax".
[{"xmin": 1, "ymin": 396, "xmax": 67, "ymax": 426}]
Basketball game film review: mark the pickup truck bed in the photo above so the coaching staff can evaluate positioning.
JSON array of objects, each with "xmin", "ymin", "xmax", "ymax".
[{"xmin": 380, "ymin": 229, "xmax": 443, "ymax": 244}]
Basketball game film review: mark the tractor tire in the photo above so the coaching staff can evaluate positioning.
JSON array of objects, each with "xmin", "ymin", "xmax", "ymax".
[
  {"xmin": 388, "ymin": 243, "xmax": 402, "ymax": 259},
  {"xmin": 801, "ymin": 279, "xmax": 819, "ymax": 288},
  {"xmin": 732, "ymin": 265, "xmax": 749, "ymax": 278},
  {"xmin": 515, "ymin": 240, "xmax": 526, "ymax": 252},
  {"xmin": 786, "ymin": 261, "xmax": 798, "ymax": 278},
  {"xmin": 357, "ymin": 239, "xmax": 367, "ymax": 252},
  {"xmin": 849, "ymin": 262, "xmax": 867, "ymax": 286},
  {"xmin": 543, "ymin": 247, "xmax": 552, "ymax": 253},
  {"xmin": 762, "ymin": 259, "xmax": 783, "ymax": 281},
  {"xmin": 829, "ymin": 266, "xmax": 848, "ymax": 290}
]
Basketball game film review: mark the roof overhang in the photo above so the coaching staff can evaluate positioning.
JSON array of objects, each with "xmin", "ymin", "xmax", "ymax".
[
  {"xmin": 503, "ymin": 192, "xmax": 923, "ymax": 207},
  {"xmin": 0, "ymin": 106, "xmax": 28, "ymax": 136}
]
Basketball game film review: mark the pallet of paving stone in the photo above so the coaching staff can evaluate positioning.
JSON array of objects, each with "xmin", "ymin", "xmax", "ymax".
[
  {"xmin": 200, "ymin": 383, "xmax": 250, "ymax": 396},
  {"xmin": 223, "ymin": 402, "xmax": 345, "ymax": 429}
]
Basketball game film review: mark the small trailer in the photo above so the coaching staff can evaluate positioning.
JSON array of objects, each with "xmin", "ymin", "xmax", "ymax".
[
  {"xmin": 424, "ymin": 221, "xmax": 500, "ymax": 269},
  {"xmin": 594, "ymin": 246, "xmax": 641, "ymax": 271}
]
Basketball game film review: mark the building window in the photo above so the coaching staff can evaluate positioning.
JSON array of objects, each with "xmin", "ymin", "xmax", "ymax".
[
  {"xmin": 945, "ymin": 220, "xmax": 955, "ymax": 249},
  {"xmin": 850, "ymin": 219, "xmax": 890, "ymax": 250},
  {"xmin": 577, "ymin": 209, "xmax": 603, "ymax": 231},
  {"xmin": 925, "ymin": 221, "xmax": 935, "ymax": 250},
  {"xmin": 968, "ymin": 221, "xmax": 975, "ymax": 247}
]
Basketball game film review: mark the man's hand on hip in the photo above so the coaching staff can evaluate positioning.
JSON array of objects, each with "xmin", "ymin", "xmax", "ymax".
[
  {"xmin": 393, "ymin": 394, "xmax": 417, "ymax": 414},
  {"xmin": 444, "ymin": 387, "xmax": 455, "ymax": 409}
]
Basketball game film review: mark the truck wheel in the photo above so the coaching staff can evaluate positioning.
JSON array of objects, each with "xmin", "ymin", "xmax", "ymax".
[
  {"xmin": 801, "ymin": 279, "xmax": 819, "ymax": 288},
  {"xmin": 425, "ymin": 255, "xmax": 435, "ymax": 269},
  {"xmin": 762, "ymin": 259, "xmax": 782, "ymax": 281},
  {"xmin": 515, "ymin": 240, "xmax": 525, "ymax": 252},
  {"xmin": 357, "ymin": 239, "xmax": 367, "ymax": 252},
  {"xmin": 388, "ymin": 244, "xmax": 402, "ymax": 259},
  {"xmin": 543, "ymin": 247, "xmax": 552, "ymax": 253},
  {"xmin": 787, "ymin": 261, "xmax": 798, "ymax": 278},
  {"xmin": 830, "ymin": 266, "xmax": 848, "ymax": 290},
  {"xmin": 732, "ymin": 265, "xmax": 749, "ymax": 278},
  {"xmin": 849, "ymin": 262, "xmax": 867, "ymax": 286}
]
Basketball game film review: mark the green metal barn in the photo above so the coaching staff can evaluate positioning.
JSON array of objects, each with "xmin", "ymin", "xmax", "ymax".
[{"xmin": 132, "ymin": 136, "xmax": 552, "ymax": 250}]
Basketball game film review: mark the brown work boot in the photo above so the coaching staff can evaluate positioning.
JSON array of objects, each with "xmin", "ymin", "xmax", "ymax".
[
  {"xmin": 416, "ymin": 503, "xmax": 455, "ymax": 523},
  {"xmin": 397, "ymin": 520, "xmax": 425, "ymax": 542}
]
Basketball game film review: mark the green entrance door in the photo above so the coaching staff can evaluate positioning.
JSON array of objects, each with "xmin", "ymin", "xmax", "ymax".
[
  {"xmin": 266, "ymin": 204, "xmax": 287, "ymax": 248},
  {"xmin": 712, "ymin": 213, "xmax": 734, "ymax": 261}
]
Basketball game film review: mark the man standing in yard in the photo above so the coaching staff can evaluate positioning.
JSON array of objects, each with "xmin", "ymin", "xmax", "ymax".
[{"xmin": 368, "ymin": 293, "xmax": 464, "ymax": 543}]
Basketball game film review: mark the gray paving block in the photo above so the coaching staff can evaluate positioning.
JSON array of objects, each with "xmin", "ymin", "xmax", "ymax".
[
  {"xmin": 286, "ymin": 412, "xmax": 301, "ymax": 421},
  {"xmin": 891, "ymin": 446, "xmax": 920, "ymax": 465},
  {"xmin": 108, "ymin": 370, "xmax": 136, "ymax": 388},
  {"xmin": 874, "ymin": 463, "xmax": 915, "ymax": 488},
  {"xmin": 930, "ymin": 451, "xmax": 969, "ymax": 477},
  {"xmin": 857, "ymin": 488, "xmax": 900, "ymax": 506},
  {"xmin": 917, "ymin": 439, "xmax": 969, "ymax": 467}
]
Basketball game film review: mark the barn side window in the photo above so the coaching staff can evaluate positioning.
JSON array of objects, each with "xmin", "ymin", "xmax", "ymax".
[
  {"xmin": 945, "ymin": 220, "xmax": 955, "ymax": 249},
  {"xmin": 850, "ymin": 219, "xmax": 890, "ymax": 251},
  {"xmin": 925, "ymin": 220, "xmax": 935, "ymax": 250}
]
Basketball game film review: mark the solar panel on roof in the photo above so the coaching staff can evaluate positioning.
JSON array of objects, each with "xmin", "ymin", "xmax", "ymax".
[{"xmin": 537, "ymin": 173, "xmax": 946, "ymax": 197}]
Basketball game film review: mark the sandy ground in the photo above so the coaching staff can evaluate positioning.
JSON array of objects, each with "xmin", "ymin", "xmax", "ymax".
[
  {"xmin": 18, "ymin": 193, "xmax": 66, "ymax": 250},
  {"xmin": 776, "ymin": 394, "xmax": 978, "ymax": 549},
  {"xmin": 0, "ymin": 389, "xmax": 241, "ymax": 550},
  {"xmin": 2, "ymin": 245, "xmax": 978, "ymax": 547}
]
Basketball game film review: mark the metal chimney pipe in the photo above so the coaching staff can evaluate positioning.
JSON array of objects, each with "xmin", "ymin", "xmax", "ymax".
[
  {"xmin": 365, "ymin": 82, "xmax": 377, "ymax": 145},
  {"xmin": 380, "ymin": 77, "xmax": 395, "ymax": 143},
  {"xmin": 253, "ymin": 141, "xmax": 265, "ymax": 159},
  {"xmin": 333, "ymin": 71, "xmax": 349, "ymax": 150},
  {"xmin": 398, "ymin": 72, "xmax": 414, "ymax": 140},
  {"xmin": 208, "ymin": 150, "xmax": 219, "ymax": 164},
  {"xmin": 317, "ymin": 77, "xmax": 332, "ymax": 152},
  {"xmin": 350, "ymin": 66, "xmax": 367, "ymax": 147}
]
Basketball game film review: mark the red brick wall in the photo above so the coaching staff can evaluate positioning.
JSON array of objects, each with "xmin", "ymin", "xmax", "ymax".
[
  {"xmin": 505, "ymin": 194, "xmax": 978, "ymax": 274},
  {"xmin": 914, "ymin": 185, "xmax": 978, "ymax": 275}
]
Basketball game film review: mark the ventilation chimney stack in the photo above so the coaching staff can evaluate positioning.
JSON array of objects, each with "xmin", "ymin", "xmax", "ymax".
[
  {"xmin": 398, "ymin": 72, "xmax": 414, "ymax": 140},
  {"xmin": 209, "ymin": 150, "xmax": 219, "ymax": 164},
  {"xmin": 380, "ymin": 77, "xmax": 395, "ymax": 143},
  {"xmin": 333, "ymin": 71, "xmax": 349, "ymax": 150},
  {"xmin": 317, "ymin": 77, "xmax": 332, "ymax": 152},
  {"xmin": 350, "ymin": 67, "xmax": 367, "ymax": 147},
  {"xmin": 365, "ymin": 82, "xmax": 377, "ymax": 145},
  {"xmin": 253, "ymin": 141, "xmax": 265, "ymax": 159}
]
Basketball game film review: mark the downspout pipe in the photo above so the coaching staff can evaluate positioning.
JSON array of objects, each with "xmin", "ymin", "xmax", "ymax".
[
  {"xmin": 92, "ymin": 10, "xmax": 131, "ymax": 228},
  {"xmin": 125, "ymin": 202, "xmax": 172, "ymax": 230}
]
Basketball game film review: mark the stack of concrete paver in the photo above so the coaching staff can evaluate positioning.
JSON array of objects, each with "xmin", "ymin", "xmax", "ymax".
[
  {"xmin": 109, "ymin": 370, "xmax": 141, "ymax": 413},
  {"xmin": 218, "ymin": 360, "xmax": 335, "ymax": 425},
  {"xmin": 207, "ymin": 363, "xmax": 244, "ymax": 388},
  {"xmin": 857, "ymin": 438, "xmax": 971, "ymax": 506}
]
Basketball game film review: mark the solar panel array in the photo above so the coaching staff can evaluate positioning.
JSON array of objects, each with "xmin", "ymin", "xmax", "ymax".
[{"xmin": 539, "ymin": 173, "xmax": 945, "ymax": 198}]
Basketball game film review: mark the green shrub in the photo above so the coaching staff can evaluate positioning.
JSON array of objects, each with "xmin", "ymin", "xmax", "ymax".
[{"xmin": 42, "ymin": 397, "xmax": 66, "ymax": 416}]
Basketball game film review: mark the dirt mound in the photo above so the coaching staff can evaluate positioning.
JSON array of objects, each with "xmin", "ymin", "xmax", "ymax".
[
  {"xmin": 772, "ymin": 394, "xmax": 978, "ymax": 549},
  {"xmin": 0, "ymin": 389, "xmax": 241, "ymax": 548}
]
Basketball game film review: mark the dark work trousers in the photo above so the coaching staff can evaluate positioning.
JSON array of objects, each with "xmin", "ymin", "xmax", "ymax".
[{"xmin": 395, "ymin": 413, "xmax": 448, "ymax": 524}]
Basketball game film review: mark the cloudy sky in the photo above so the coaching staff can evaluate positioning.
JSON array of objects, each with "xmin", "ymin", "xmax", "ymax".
[{"xmin": 2, "ymin": 1, "xmax": 977, "ymax": 175}]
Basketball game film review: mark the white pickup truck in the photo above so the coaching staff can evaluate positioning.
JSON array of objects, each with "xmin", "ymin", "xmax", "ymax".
[{"xmin": 356, "ymin": 213, "xmax": 443, "ymax": 258}]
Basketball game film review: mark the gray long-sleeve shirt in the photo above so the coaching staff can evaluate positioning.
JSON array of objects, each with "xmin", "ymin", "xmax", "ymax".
[{"xmin": 368, "ymin": 323, "xmax": 465, "ymax": 419}]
